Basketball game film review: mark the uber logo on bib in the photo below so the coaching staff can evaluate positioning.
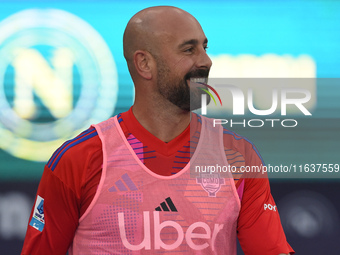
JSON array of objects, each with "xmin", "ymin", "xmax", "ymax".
[{"xmin": 118, "ymin": 211, "xmax": 224, "ymax": 251}]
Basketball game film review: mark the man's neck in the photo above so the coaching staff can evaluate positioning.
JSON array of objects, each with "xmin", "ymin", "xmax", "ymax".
[{"xmin": 131, "ymin": 103, "xmax": 191, "ymax": 143}]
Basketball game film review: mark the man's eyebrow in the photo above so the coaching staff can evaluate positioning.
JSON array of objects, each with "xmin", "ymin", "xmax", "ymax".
[{"xmin": 178, "ymin": 38, "xmax": 208, "ymax": 48}]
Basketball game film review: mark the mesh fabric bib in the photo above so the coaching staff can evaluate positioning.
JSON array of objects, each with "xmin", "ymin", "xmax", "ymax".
[{"xmin": 69, "ymin": 115, "xmax": 240, "ymax": 254}]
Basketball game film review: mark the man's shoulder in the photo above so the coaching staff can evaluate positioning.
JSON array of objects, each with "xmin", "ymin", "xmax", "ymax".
[
  {"xmin": 222, "ymin": 127, "xmax": 264, "ymax": 164},
  {"xmin": 46, "ymin": 126, "xmax": 102, "ymax": 172},
  {"xmin": 197, "ymin": 114, "xmax": 258, "ymax": 152},
  {"xmin": 222, "ymin": 127, "xmax": 253, "ymax": 147}
]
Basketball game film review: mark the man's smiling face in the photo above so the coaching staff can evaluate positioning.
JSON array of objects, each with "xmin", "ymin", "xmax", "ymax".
[{"xmin": 152, "ymin": 10, "xmax": 212, "ymax": 111}]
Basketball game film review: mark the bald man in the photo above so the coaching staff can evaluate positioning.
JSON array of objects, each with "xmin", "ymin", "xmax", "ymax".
[
  {"xmin": 22, "ymin": 6, "xmax": 294, "ymax": 255},
  {"xmin": 123, "ymin": 6, "xmax": 211, "ymax": 142}
]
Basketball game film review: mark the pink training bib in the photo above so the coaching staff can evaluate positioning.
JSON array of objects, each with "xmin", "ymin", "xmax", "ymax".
[{"xmin": 69, "ymin": 115, "xmax": 240, "ymax": 254}]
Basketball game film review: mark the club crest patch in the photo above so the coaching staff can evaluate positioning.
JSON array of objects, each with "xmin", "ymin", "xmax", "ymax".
[{"xmin": 196, "ymin": 173, "xmax": 225, "ymax": 197}]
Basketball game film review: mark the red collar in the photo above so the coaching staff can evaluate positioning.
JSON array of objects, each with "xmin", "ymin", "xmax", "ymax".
[{"xmin": 120, "ymin": 107, "xmax": 199, "ymax": 156}]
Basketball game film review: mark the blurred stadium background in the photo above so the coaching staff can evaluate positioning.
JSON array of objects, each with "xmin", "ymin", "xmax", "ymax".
[{"xmin": 0, "ymin": 0, "xmax": 339, "ymax": 254}]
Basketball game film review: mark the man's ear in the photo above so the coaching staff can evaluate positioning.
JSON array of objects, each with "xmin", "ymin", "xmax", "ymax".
[{"xmin": 133, "ymin": 50, "xmax": 154, "ymax": 80}]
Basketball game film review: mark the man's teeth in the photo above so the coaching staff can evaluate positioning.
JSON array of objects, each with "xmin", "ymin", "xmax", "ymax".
[{"xmin": 190, "ymin": 78, "xmax": 206, "ymax": 83}]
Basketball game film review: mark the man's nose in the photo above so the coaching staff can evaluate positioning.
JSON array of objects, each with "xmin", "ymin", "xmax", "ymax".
[{"xmin": 196, "ymin": 48, "xmax": 212, "ymax": 70}]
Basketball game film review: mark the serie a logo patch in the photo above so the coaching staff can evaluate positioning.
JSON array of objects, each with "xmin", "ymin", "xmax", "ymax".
[{"xmin": 29, "ymin": 195, "xmax": 45, "ymax": 232}]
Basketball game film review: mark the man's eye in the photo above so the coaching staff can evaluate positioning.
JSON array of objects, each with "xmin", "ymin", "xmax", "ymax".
[
  {"xmin": 204, "ymin": 46, "xmax": 209, "ymax": 51},
  {"xmin": 184, "ymin": 47, "xmax": 194, "ymax": 53}
]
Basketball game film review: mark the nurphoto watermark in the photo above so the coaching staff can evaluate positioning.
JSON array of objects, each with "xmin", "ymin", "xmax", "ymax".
[{"xmin": 189, "ymin": 78, "xmax": 340, "ymax": 179}]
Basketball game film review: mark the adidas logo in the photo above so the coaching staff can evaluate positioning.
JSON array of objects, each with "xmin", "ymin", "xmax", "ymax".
[
  {"xmin": 109, "ymin": 173, "xmax": 138, "ymax": 192},
  {"xmin": 155, "ymin": 197, "xmax": 177, "ymax": 212}
]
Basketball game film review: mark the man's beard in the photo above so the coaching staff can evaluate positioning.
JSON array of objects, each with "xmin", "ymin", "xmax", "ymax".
[{"xmin": 156, "ymin": 60, "xmax": 210, "ymax": 111}]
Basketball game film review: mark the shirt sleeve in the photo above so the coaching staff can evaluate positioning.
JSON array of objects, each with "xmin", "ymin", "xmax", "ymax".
[
  {"xmin": 21, "ymin": 127, "xmax": 102, "ymax": 255},
  {"xmin": 21, "ymin": 164, "xmax": 80, "ymax": 255},
  {"xmin": 237, "ymin": 143, "xmax": 295, "ymax": 255}
]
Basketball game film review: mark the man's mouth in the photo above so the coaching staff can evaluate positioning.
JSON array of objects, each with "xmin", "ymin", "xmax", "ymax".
[
  {"xmin": 190, "ymin": 77, "xmax": 207, "ymax": 83},
  {"xmin": 188, "ymin": 77, "xmax": 208, "ymax": 87}
]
